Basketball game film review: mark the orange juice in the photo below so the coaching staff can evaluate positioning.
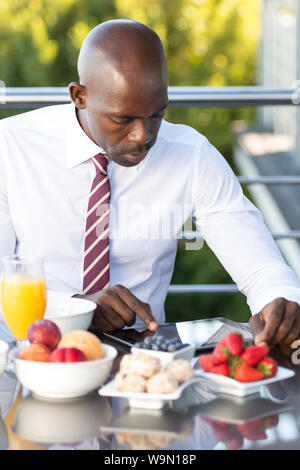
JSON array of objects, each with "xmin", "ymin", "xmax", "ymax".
[{"xmin": 1, "ymin": 275, "xmax": 46, "ymax": 340}]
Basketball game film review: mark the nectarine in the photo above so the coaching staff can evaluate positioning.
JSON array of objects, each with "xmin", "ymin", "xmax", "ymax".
[
  {"xmin": 50, "ymin": 348, "xmax": 88, "ymax": 363},
  {"xmin": 58, "ymin": 330, "xmax": 104, "ymax": 360},
  {"xmin": 18, "ymin": 344, "xmax": 51, "ymax": 362},
  {"xmin": 27, "ymin": 319, "xmax": 61, "ymax": 350}
]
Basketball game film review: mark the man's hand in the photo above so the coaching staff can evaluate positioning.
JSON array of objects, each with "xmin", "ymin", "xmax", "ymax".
[
  {"xmin": 250, "ymin": 297, "xmax": 300, "ymax": 349},
  {"xmin": 74, "ymin": 285, "xmax": 158, "ymax": 332}
]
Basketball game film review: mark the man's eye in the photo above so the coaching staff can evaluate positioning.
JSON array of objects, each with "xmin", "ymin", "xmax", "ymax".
[
  {"xmin": 153, "ymin": 111, "xmax": 165, "ymax": 119},
  {"xmin": 112, "ymin": 118, "xmax": 132, "ymax": 125}
]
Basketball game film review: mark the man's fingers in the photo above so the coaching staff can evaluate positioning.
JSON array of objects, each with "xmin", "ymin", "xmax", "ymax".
[
  {"xmin": 255, "ymin": 299, "xmax": 285, "ymax": 345},
  {"xmin": 91, "ymin": 307, "xmax": 116, "ymax": 331},
  {"xmin": 249, "ymin": 313, "xmax": 265, "ymax": 344},
  {"xmin": 101, "ymin": 307, "xmax": 127, "ymax": 330},
  {"xmin": 100, "ymin": 289, "xmax": 136, "ymax": 326},
  {"xmin": 115, "ymin": 285, "xmax": 158, "ymax": 331},
  {"xmin": 273, "ymin": 302, "xmax": 300, "ymax": 344},
  {"xmin": 281, "ymin": 312, "xmax": 300, "ymax": 345}
]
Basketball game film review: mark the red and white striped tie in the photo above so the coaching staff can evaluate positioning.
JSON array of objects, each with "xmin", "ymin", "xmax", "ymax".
[{"xmin": 82, "ymin": 153, "xmax": 110, "ymax": 295}]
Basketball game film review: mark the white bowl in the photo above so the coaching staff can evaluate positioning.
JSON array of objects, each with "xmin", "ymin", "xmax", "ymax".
[
  {"xmin": 44, "ymin": 297, "xmax": 97, "ymax": 335},
  {"xmin": 12, "ymin": 394, "xmax": 112, "ymax": 444},
  {"xmin": 0, "ymin": 341, "xmax": 9, "ymax": 375},
  {"xmin": 11, "ymin": 344, "xmax": 117, "ymax": 399}
]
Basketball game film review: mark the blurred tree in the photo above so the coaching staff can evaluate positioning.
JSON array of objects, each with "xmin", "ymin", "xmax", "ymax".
[{"xmin": 0, "ymin": 0, "xmax": 261, "ymax": 323}]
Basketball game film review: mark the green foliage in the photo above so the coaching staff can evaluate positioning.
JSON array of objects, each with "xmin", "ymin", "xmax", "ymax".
[{"xmin": 0, "ymin": 0, "xmax": 261, "ymax": 323}]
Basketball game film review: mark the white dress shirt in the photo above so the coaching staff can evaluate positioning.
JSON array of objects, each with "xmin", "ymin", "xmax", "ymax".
[{"xmin": 0, "ymin": 103, "xmax": 300, "ymax": 326}]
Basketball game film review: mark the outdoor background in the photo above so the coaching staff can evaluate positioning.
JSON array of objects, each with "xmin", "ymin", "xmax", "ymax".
[{"xmin": 0, "ymin": 0, "xmax": 262, "ymax": 323}]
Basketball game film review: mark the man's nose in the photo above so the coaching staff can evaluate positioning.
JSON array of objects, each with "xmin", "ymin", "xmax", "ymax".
[{"xmin": 128, "ymin": 118, "xmax": 153, "ymax": 145}]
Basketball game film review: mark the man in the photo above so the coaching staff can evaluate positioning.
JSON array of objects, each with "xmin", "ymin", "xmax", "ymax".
[{"xmin": 0, "ymin": 20, "xmax": 300, "ymax": 350}]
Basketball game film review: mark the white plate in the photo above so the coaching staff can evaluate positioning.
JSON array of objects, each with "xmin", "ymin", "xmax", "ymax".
[
  {"xmin": 99, "ymin": 377, "xmax": 199, "ymax": 409},
  {"xmin": 195, "ymin": 366, "xmax": 295, "ymax": 397}
]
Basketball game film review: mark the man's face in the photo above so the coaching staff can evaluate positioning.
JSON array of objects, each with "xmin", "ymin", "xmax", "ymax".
[{"xmin": 83, "ymin": 70, "xmax": 168, "ymax": 167}]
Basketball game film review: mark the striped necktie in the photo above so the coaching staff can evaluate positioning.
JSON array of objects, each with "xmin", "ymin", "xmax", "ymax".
[{"xmin": 82, "ymin": 153, "xmax": 110, "ymax": 295}]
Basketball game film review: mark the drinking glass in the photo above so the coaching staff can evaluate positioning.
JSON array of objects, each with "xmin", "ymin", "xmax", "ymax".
[{"xmin": 1, "ymin": 255, "xmax": 47, "ymax": 342}]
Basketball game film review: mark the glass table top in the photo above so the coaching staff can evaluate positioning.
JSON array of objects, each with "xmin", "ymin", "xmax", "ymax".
[{"xmin": 1, "ymin": 327, "xmax": 300, "ymax": 451}]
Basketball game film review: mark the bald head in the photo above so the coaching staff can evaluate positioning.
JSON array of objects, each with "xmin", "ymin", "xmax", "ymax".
[
  {"xmin": 69, "ymin": 20, "xmax": 168, "ymax": 167},
  {"xmin": 77, "ymin": 20, "xmax": 167, "ymax": 87}
]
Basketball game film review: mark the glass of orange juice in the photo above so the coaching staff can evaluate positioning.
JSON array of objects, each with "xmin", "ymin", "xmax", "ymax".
[{"xmin": 1, "ymin": 255, "xmax": 47, "ymax": 341}]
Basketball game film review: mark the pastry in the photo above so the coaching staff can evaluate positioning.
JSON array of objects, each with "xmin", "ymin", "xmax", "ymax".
[
  {"xmin": 115, "ymin": 371, "xmax": 147, "ymax": 393},
  {"xmin": 146, "ymin": 371, "xmax": 178, "ymax": 394},
  {"xmin": 167, "ymin": 359, "xmax": 195, "ymax": 384},
  {"xmin": 120, "ymin": 353, "xmax": 161, "ymax": 378}
]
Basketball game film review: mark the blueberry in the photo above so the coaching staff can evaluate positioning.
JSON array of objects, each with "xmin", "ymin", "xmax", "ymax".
[
  {"xmin": 167, "ymin": 344, "xmax": 176, "ymax": 352},
  {"xmin": 155, "ymin": 336, "xmax": 164, "ymax": 344},
  {"xmin": 144, "ymin": 337, "xmax": 153, "ymax": 345},
  {"xmin": 134, "ymin": 342, "xmax": 142, "ymax": 348},
  {"xmin": 161, "ymin": 343, "xmax": 168, "ymax": 351}
]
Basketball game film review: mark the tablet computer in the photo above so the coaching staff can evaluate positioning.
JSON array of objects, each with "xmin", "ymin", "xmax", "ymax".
[{"xmin": 91, "ymin": 317, "xmax": 253, "ymax": 352}]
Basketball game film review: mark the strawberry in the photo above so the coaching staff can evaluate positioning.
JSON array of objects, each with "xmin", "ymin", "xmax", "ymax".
[
  {"xmin": 211, "ymin": 363, "xmax": 230, "ymax": 377},
  {"xmin": 239, "ymin": 345, "xmax": 269, "ymax": 367},
  {"xmin": 212, "ymin": 339, "xmax": 229, "ymax": 365},
  {"xmin": 210, "ymin": 423, "xmax": 230, "ymax": 441},
  {"xmin": 228, "ymin": 354, "xmax": 243, "ymax": 378},
  {"xmin": 234, "ymin": 363, "xmax": 264, "ymax": 382},
  {"xmin": 225, "ymin": 433, "xmax": 244, "ymax": 450},
  {"xmin": 263, "ymin": 414, "xmax": 279, "ymax": 429},
  {"xmin": 237, "ymin": 421, "xmax": 267, "ymax": 441},
  {"xmin": 224, "ymin": 332, "xmax": 244, "ymax": 356},
  {"xmin": 198, "ymin": 354, "xmax": 214, "ymax": 372},
  {"xmin": 257, "ymin": 357, "xmax": 278, "ymax": 378}
]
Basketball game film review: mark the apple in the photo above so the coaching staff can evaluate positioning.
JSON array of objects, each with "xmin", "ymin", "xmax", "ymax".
[
  {"xmin": 50, "ymin": 347, "xmax": 88, "ymax": 363},
  {"xmin": 18, "ymin": 343, "xmax": 51, "ymax": 362},
  {"xmin": 27, "ymin": 319, "xmax": 62, "ymax": 350}
]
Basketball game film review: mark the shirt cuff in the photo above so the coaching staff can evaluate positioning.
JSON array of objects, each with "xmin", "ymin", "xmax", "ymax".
[{"xmin": 247, "ymin": 287, "xmax": 300, "ymax": 315}]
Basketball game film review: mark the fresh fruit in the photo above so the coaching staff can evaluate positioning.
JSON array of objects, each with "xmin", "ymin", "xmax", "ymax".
[
  {"xmin": 210, "ymin": 423, "xmax": 230, "ymax": 441},
  {"xmin": 27, "ymin": 319, "xmax": 61, "ymax": 350},
  {"xmin": 264, "ymin": 414, "xmax": 279, "ymax": 429},
  {"xmin": 198, "ymin": 354, "xmax": 214, "ymax": 372},
  {"xmin": 50, "ymin": 347, "xmax": 88, "ymax": 363},
  {"xmin": 225, "ymin": 433, "xmax": 244, "ymax": 450},
  {"xmin": 134, "ymin": 334, "xmax": 187, "ymax": 352},
  {"xmin": 211, "ymin": 364, "xmax": 230, "ymax": 377},
  {"xmin": 58, "ymin": 330, "xmax": 104, "ymax": 360},
  {"xmin": 234, "ymin": 363, "xmax": 264, "ymax": 382},
  {"xmin": 224, "ymin": 333, "xmax": 244, "ymax": 356},
  {"xmin": 212, "ymin": 339, "xmax": 229, "ymax": 365},
  {"xmin": 237, "ymin": 420, "xmax": 268, "ymax": 441},
  {"xmin": 257, "ymin": 357, "xmax": 278, "ymax": 378},
  {"xmin": 18, "ymin": 343, "xmax": 51, "ymax": 362},
  {"xmin": 239, "ymin": 345, "xmax": 269, "ymax": 367}
]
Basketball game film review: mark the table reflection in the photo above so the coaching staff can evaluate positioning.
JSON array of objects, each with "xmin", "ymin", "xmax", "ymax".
[{"xmin": 11, "ymin": 392, "xmax": 112, "ymax": 447}]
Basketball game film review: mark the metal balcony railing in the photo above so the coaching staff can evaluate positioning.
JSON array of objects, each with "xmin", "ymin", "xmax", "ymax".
[{"xmin": 1, "ymin": 86, "xmax": 300, "ymax": 295}]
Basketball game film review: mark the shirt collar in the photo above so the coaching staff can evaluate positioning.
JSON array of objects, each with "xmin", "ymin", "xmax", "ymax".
[
  {"xmin": 65, "ymin": 103, "xmax": 105, "ymax": 169},
  {"xmin": 65, "ymin": 102, "xmax": 150, "ymax": 173}
]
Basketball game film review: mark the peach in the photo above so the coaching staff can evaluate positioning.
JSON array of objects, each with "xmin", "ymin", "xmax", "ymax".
[
  {"xmin": 27, "ymin": 320, "xmax": 61, "ymax": 350},
  {"xmin": 18, "ymin": 344, "xmax": 51, "ymax": 362},
  {"xmin": 50, "ymin": 347, "xmax": 88, "ymax": 363},
  {"xmin": 58, "ymin": 330, "xmax": 104, "ymax": 360}
]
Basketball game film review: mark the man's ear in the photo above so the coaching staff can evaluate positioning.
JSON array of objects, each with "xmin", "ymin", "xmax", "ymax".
[{"xmin": 68, "ymin": 82, "xmax": 87, "ymax": 109}]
